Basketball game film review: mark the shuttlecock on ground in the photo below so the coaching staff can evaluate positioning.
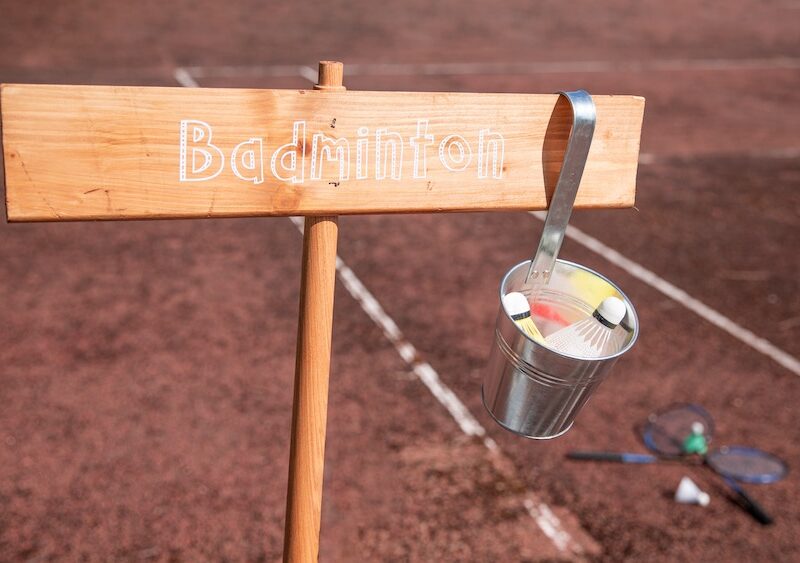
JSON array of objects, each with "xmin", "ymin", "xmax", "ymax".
[
  {"xmin": 545, "ymin": 296, "xmax": 627, "ymax": 357},
  {"xmin": 502, "ymin": 292, "xmax": 545, "ymax": 344},
  {"xmin": 682, "ymin": 421, "xmax": 709, "ymax": 455},
  {"xmin": 675, "ymin": 476, "xmax": 710, "ymax": 507}
]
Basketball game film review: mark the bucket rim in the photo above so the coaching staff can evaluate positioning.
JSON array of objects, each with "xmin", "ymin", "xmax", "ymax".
[{"xmin": 499, "ymin": 259, "xmax": 640, "ymax": 361}]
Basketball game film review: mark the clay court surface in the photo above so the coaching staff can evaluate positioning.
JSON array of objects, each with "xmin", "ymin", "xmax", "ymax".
[{"xmin": 1, "ymin": 1, "xmax": 799, "ymax": 561}]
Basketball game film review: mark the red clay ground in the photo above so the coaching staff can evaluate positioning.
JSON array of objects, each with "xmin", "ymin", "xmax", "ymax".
[
  {"xmin": 1, "ymin": 1, "xmax": 800, "ymax": 561},
  {"xmin": 0, "ymin": 216, "xmax": 585, "ymax": 561}
]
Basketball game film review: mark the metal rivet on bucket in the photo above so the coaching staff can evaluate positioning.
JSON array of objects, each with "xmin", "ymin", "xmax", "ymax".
[{"xmin": 482, "ymin": 91, "xmax": 640, "ymax": 439}]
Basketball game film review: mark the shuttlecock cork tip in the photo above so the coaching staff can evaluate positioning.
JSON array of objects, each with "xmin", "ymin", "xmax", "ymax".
[
  {"xmin": 502, "ymin": 292, "xmax": 531, "ymax": 318},
  {"xmin": 691, "ymin": 421, "xmax": 705, "ymax": 435},
  {"xmin": 597, "ymin": 296, "xmax": 626, "ymax": 326}
]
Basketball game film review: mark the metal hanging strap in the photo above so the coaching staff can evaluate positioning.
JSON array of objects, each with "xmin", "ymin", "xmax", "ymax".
[{"xmin": 525, "ymin": 90, "xmax": 596, "ymax": 288}]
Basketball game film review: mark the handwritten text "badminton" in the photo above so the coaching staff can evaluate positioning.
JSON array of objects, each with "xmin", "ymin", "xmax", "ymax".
[{"xmin": 179, "ymin": 119, "xmax": 506, "ymax": 185}]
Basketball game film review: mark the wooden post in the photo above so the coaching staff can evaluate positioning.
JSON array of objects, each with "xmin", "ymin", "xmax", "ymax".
[{"xmin": 282, "ymin": 61, "xmax": 344, "ymax": 563}]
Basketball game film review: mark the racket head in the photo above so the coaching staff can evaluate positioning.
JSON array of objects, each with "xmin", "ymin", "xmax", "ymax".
[
  {"xmin": 642, "ymin": 403, "xmax": 715, "ymax": 457},
  {"xmin": 707, "ymin": 446, "xmax": 789, "ymax": 484}
]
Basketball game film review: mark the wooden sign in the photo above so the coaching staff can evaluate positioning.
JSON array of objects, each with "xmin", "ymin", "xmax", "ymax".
[{"xmin": 1, "ymin": 84, "xmax": 644, "ymax": 221}]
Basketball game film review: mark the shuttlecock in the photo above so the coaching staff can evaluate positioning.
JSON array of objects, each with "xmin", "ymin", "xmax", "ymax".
[
  {"xmin": 545, "ymin": 296, "xmax": 627, "ymax": 357},
  {"xmin": 682, "ymin": 421, "xmax": 709, "ymax": 455},
  {"xmin": 568, "ymin": 269, "xmax": 616, "ymax": 309},
  {"xmin": 675, "ymin": 476, "xmax": 710, "ymax": 507},
  {"xmin": 609, "ymin": 299, "xmax": 635, "ymax": 351},
  {"xmin": 502, "ymin": 292, "xmax": 545, "ymax": 343}
]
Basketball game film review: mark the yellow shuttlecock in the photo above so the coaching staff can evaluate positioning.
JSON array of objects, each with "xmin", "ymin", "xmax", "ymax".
[
  {"xmin": 502, "ymin": 292, "xmax": 545, "ymax": 344},
  {"xmin": 568, "ymin": 269, "xmax": 617, "ymax": 309}
]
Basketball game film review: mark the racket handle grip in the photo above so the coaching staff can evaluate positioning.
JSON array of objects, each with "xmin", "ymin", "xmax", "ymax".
[
  {"xmin": 567, "ymin": 451, "xmax": 657, "ymax": 464},
  {"xmin": 725, "ymin": 478, "xmax": 773, "ymax": 525}
]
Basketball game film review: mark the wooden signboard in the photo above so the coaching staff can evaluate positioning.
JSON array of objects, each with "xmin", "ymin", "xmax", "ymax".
[
  {"xmin": 2, "ymin": 84, "xmax": 643, "ymax": 221},
  {"xmin": 0, "ymin": 62, "xmax": 645, "ymax": 563}
]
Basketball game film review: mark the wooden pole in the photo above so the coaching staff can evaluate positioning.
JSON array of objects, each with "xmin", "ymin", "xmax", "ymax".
[{"xmin": 283, "ymin": 61, "xmax": 344, "ymax": 563}]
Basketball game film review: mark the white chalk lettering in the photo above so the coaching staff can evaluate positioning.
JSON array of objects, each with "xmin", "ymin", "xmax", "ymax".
[
  {"xmin": 439, "ymin": 134, "xmax": 472, "ymax": 172},
  {"xmin": 375, "ymin": 129, "xmax": 404, "ymax": 180},
  {"xmin": 311, "ymin": 133, "xmax": 350, "ymax": 181},
  {"xmin": 178, "ymin": 119, "xmax": 508, "ymax": 185},
  {"xmin": 179, "ymin": 120, "xmax": 224, "ymax": 182},
  {"xmin": 270, "ymin": 121, "xmax": 306, "ymax": 183},
  {"xmin": 478, "ymin": 129, "xmax": 505, "ymax": 179},
  {"xmin": 230, "ymin": 138, "xmax": 265, "ymax": 184},
  {"xmin": 410, "ymin": 119, "xmax": 434, "ymax": 179},
  {"xmin": 356, "ymin": 127, "xmax": 369, "ymax": 180}
]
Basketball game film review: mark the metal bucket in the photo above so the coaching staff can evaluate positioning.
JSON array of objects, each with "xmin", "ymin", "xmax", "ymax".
[
  {"xmin": 482, "ymin": 90, "xmax": 639, "ymax": 439},
  {"xmin": 482, "ymin": 259, "xmax": 639, "ymax": 439}
]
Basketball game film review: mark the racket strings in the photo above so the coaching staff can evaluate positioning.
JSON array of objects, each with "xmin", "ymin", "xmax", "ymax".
[{"xmin": 645, "ymin": 405, "xmax": 787, "ymax": 484}]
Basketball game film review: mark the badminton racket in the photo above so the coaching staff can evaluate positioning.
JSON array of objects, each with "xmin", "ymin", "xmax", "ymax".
[{"xmin": 567, "ymin": 403, "xmax": 787, "ymax": 524}]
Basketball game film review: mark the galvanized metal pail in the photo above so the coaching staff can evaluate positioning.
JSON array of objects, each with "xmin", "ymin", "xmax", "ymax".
[
  {"xmin": 482, "ymin": 89, "xmax": 639, "ymax": 439},
  {"xmin": 482, "ymin": 259, "xmax": 639, "ymax": 438}
]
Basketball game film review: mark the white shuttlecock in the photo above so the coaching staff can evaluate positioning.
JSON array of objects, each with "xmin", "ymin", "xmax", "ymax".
[
  {"xmin": 545, "ymin": 296, "xmax": 627, "ymax": 357},
  {"xmin": 675, "ymin": 476, "xmax": 710, "ymax": 507},
  {"xmin": 502, "ymin": 292, "xmax": 544, "ymax": 343}
]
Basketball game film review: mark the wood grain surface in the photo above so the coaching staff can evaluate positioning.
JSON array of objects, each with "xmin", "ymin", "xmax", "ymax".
[{"xmin": 1, "ymin": 84, "xmax": 644, "ymax": 221}]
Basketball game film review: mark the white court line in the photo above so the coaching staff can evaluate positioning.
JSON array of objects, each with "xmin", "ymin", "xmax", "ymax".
[
  {"xmin": 287, "ymin": 217, "xmax": 583, "ymax": 556},
  {"xmin": 287, "ymin": 217, "xmax": 491, "ymax": 444},
  {"xmin": 173, "ymin": 68, "xmax": 200, "ymax": 88},
  {"xmin": 187, "ymin": 64, "xmax": 309, "ymax": 79},
  {"xmin": 524, "ymin": 499, "xmax": 572, "ymax": 554},
  {"xmin": 181, "ymin": 56, "xmax": 800, "ymax": 79},
  {"xmin": 638, "ymin": 147, "xmax": 800, "ymax": 164},
  {"xmin": 174, "ymin": 67, "xmax": 583, "ymax": 557},
  {"xmin": 347, "ymin": 58, "xmax": 800, "ymax": 75},
  {"xmin": 530, "ymin": 211, "xmax": 800, "ymax": 377},
  {"xmin": 298, "ymin": 65, "xmax": 319, "ymax": 83}
]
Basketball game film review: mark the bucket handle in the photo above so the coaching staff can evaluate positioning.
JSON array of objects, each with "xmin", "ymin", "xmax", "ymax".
[{"xmin": 524, "ymin": 90, "xmax": 596, "ymax": 290}]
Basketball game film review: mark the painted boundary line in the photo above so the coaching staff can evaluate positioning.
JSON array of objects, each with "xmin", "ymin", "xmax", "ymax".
[
  {"xmin": 529, "ymin": 212, "xmax": 800, "ymax": 377},
  {"xmin": 287, "ymin": 217, "xmax": 582, "ymax": 556},
  {"xmin": 174, "ymin": 67, "xmax": 200, "ymax": 88},
  {"xmin": 183, "ymin": 56, "xmax": 800, "ymax": 78},
  {"xmin": 174, "ymin": 68, "xmax": 586, "ymax": 558},
  {"xmin": 282, "ymin": 222, "xmax": 493, "ymax": 445}
]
